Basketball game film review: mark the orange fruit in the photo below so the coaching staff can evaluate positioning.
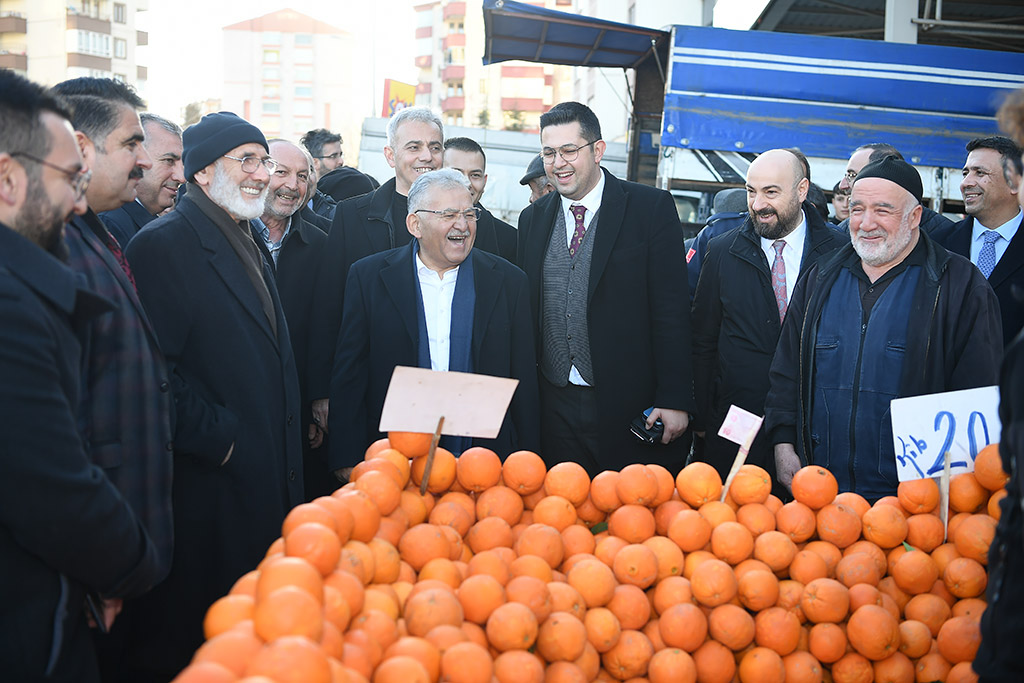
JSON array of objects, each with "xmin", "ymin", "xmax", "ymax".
[
  {"xmin": 455, "ymin": 447, "xmax": 502, "ymax": 492},
  {"xmin": 253, "ymin": 586, "xmax": 324, "ymax": 642},
  {"xmin": 607, "ymin": 504, "xmax": 656, "ymax": 543},
  {"xmin": 615, "ymin": 463, "xmax": 659, "ymax": 506},
  {"xmin": 502, "ymin": 451, "xmax": 546, "ymax": 495},
  {"xmin": 738, "ymin": 646, "xmax": 785, "ymax": 683},
  {"xmin": 729, "ymin": 464, "xmax": 772, "ymax": 505},
  {"xmin": 284, "ymin": 522, "xmax": 342, "ymax": 577},
  {"xmin": 410, "ymin": 447, "xmax": 457, "ymax": 493},
  {"xmin": 953, "ymin": 513, "xmax": 997, "ymax": 564},
  {"xmin": 404, "ymin": 586, "xmax": 463, "ymax": 637},
  {"xmin": 600, "ymin": 629, "xmax": 654, "ymax": 681},
  {"xmin": 846, "ymin": 605, "xmax": 900, "ymax": 661},
  {"xmin": 690, "ymin": 558, "xmax": 738, "ymax": 607},
  {"xmin": 486, "ymin": 601, "xmax": 539, "ymax": 651},
  {"xmin": 544, "ymin": 462, "xmax": 591, "ymax": 506},
  {"xmin": 892, "ymin": 549, "xmax": 940, "ymax": 595},
  {"xmin": 255, "ymin": 556, "xmax": 324, "ymax": 602},
  {"xmin": 439, "ymin": 641, "xmax": 493, "ymax": 683},
  {"xmin": 536, "ymin": 611, "xmax": 588, "ymax": 662},
  {"xmin": 754, "ymin": 607, "xmax": 801, "ymax": 656},
  {"xmin": 973, "ymin": 444, "xmax": 1009, "ymax": 490},
  {"xmin": 808, "ymin": 622, "xmax": 847, "ymax": 664},
  {"xmin": 532, "ymin": 495, "xmax": 578, "ymax": 531},
  {"xmin": 736, "ymin": 569, "xmax": 779, "ymax": 612},
  {"xmin": 192, "ymin": 628, "xmax": 262, "ymax": 676},
  {"xmin": 861, "ymin": 504, "xmax": 908, "ymax": 548},
  {"xmin": 816, "ymin": 503, "xmax": 863, "ymax": 548},
  {"xmin": 398, "ymin": 523, "xmax": 450, "ymax": 571},
  {"xmin": 203, "ymin": 594, "xmax": 254, "ymax": 639},
  {"xmin": 776, "ymin": 501, "xmax": 817, "ymax": 543},
  {"xmin": 388, "ymin": 431, "xmax": 432, "ymax": 458},
  {"xmin": 567, "ymin": 558, "xmax": 616, "ymax": 608},
  {"xmin": 667, "ymin": 509, "xmax": 712, "ymax": 551},
  {"xmin": 708, "ymin": 603, "xmax": 755, "ymax": 651},
  {"xmin": 936, "ymin": 615, "xmax": 981, "ymax": 664},
  {"xmin": 897, "ymin": 477, "xmax": 940, "ymax": 514},
  {"xmin": 648, "ymin": 647, "xmax": 697, "ymax": 683},
  {"xmin": 949, "ymin": 472, "xmax": 988, "ymax": 513},
  {"xmin": 710, "ymin": 521, "xmax": 755, "ymax": 565},
  {"xmin": 676, "ymin": 462, "xmax": 723, "ymax": 507},
  {"xmin": 246, "ymin": 635, "xmax": 331, "ymax": 683},
  {"xmin": 475, "ymin": 485, "xmax": 525, "ymax": 527},
  {"xmin": 493, "ymin": 649, "xmax": 545, "ymax": 683},
  {"xmin": 800, "ymin": 578, "xmax": 850, "ymax": 624},
  {"xmin": 897, "ymin": 619, "xmax": 932, "ymax": 659},
  {"xmin": 943, "ymin": 556, "xmax": 988, "ymax": 598},
  {"xmin": 693, "ymin": 639, "xmax": 736, "ymax": 683},
  {"xmin": 611, "ymin": 543, "xmax": 658, "ymax": 588}
]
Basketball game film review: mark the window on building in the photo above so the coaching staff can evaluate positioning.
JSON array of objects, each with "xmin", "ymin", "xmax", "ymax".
[
  {"xmin": 113, "ymin": 73, "xmax": 126, "ymax": 83},
  {"xmin": 263, "ymin": 102, "xmax": 281, "ymax": 114},
  {"xmin": 455, "ymin": 116, "xmax": 463, "ymax": 126},
  {"xmin": 263, "ymin": 49, "xmax": 279, "ymax": 64},
  {"xmin": 294, "ymin": 66, "xmax": 313, "ymax": 82},
  {"xmin": 263, "ymin": 67, "xmax": 280, "ymax": 81},
  {"xmin": 447, "ymin": 84, "xmax": 454, "ymax": 97},
  {"xmin": 114, "ymin": 38, "xmax": 126, "ymax": 59},
  {"xmin": 295, "ymin": 86, "xmax": 313, "ymax": 98},
  {"xmin": 262, "ymin": 32, "xmax": 282, "ymax": 45},
  {"xmin": 294, "ymin": 48, "xmax": 313, "ymax": 64},
  {"xmin": 263, "ymin": 84, "xmax": 280, "ymax": 99},
  {"xmin": 113, "ymin": 3, "xmax": 126, "ymax": 23},
  {"xmin": 456, "ymin": 82, "xmax": 463, "ymax": 96},
  {"xmin": 458, "ymin": 22, "xmax": 464, "ymax": 32},
  {"xmin": 294, "ymin": 33, "xmax": 313, "ymax": 45}
]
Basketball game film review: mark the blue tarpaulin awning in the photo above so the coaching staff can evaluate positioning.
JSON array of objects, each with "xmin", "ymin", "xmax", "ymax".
[{"xmin": 482, "ymin": 0, "xmax": 669, "ymax": 69}]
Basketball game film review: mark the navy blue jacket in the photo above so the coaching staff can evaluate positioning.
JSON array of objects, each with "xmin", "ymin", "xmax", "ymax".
[
  {"xmin": 0, "ymin": 222, "xmax": 159, "ymax": 682},
  {"xmin": 686, "ymin": 211, "xmax": 747, "ymax": 301},
  {"xmin": 99, "ymin": 199, "xmax": 156, "ymax": 248}
]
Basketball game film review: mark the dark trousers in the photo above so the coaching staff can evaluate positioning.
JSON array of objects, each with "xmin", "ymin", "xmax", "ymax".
[{"xmin": 540, "ymin": 377, "xmax": 602, "ymax": 477}]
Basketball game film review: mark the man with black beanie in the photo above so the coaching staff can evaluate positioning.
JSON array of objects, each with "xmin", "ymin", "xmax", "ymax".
[
  {"xmin": 765, "ymin": 155, "xmax": 1003, "ymax": 502},
  {"xmin": 123, "ymin": 111, "xmax": 304, "ymax": 680}
]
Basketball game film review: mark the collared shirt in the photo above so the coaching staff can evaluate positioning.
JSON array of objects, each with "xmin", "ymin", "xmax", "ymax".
[
  {"xmin": 416, "ymin": 252, "xmax": 459, "ymax": 372},
  {"xmin": 252, "ymin": 215, "xmax": 292, "ymax": 265},
  {"xmin": 759, "ymin": 210, "xmax": 807, "ymax": 304},
  {"xmin": 559, "ymin": 171, "xmax": 605, "ymax": 387},
  {"xmin": 969, "ymin": 209, "xmax": 1023, "ymax": 266},
  {"xmin": 560, "ymin": 170, "xmax": 606, "ymax": 249}
]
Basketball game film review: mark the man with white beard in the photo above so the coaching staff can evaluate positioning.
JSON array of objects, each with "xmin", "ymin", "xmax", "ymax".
[
  {"xmin": 765, "ymin": 155, "xmax": 1003, "ymax": 503},
  {"xmin": 123, "ymin": 112, "xmax": 304, "ymax": 680}
]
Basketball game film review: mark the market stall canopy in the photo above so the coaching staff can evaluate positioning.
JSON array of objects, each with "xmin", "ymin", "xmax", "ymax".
[{"xmin": 482, "ymin": 0, "xmax": 669, "ymax": 69}]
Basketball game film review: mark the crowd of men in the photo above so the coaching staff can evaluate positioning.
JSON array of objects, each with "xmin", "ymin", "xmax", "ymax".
[{"xmin": 2, "ymin": 65, "xmax": 1024, "ymax": 681}]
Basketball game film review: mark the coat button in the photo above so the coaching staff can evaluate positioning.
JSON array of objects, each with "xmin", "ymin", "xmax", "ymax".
[
  {"xmin": 287, "ymin": 414, "xmax": 294, "ymax": 426},
  {"xmin": 165, "ymin": 442, "xmax": 173, "ymax": 452},
  {"xmin": 289, "ymin": 469, "xmax": 296, "ymax": 481},
  {"xmin": 159, "ymin": 381, "xmax": 169, "ymax": 392}
]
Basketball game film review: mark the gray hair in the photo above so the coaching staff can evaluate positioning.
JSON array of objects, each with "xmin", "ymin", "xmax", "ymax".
[
  {"xmin": 408, "ymin": 168, "xmax": 471, "ymax": 215},
  {"xmin": 140, "ymin": 112, "xmax": 182, "ymax": 138},
  {"xmin": 386, "ymin": 106, "xmax": 443, "ymax": 149}
]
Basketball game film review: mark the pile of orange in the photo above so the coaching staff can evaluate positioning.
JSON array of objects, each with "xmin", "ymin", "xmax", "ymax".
[{"xmin": 172, "ymin": 435, "xmax": 1008, "ymax": 683}]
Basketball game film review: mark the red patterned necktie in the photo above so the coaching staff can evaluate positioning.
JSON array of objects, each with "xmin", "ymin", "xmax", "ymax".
[
  {"xmin": 104, "ymin": 229, "xmax": 137, "ymax": 292},
  {"xmin": 569, "ymin": 204, "xmax": 587, "ymax": 258},
  {"xmin": 771, "ymin": 239, "xmax": 787, "ymax": 322}
]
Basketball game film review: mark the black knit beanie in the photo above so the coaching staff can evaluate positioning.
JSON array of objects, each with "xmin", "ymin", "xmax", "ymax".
[
  {"xmin": 854, "ymin": 155, "xmax": 924, "ymax": 205},
  {"xmin": 183, "ymin": 112, "xmax": 268, "ymax": 181}
]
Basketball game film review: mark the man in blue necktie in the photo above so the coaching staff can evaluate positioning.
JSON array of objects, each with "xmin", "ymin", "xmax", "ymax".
[{"xmin": 933, "ymin": 136, "xmax": 1024, "ymax": 346}]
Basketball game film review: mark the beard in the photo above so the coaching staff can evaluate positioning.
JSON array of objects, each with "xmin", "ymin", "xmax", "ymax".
[
  {"xmin": 750, "ymin": 199, "xmax": 802, "ymax": 240},
  {"xmin": 15, "ymin": 173, "xmax": 71, "ymax": 256},
  {"xmin": 209, "ymin": 161, "xmax": 267, "ymax": 220},
  {"xmin": 852, "ymin": 213, "xmax": 916, "ymax": 267}
]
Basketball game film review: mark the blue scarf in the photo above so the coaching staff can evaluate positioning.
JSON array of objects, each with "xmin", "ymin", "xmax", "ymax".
[{"xmin": 412, "ymin": 241, "xmax": 475, "ymax": 453}]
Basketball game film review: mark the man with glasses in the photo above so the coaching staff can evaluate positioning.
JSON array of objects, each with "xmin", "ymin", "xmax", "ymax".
[
  {"xmin": 124, "ymin": 112, "xmax": 304, "ymax": 680},
  {"xmin": 0, "ymin": 69, "xmax": 161, "ymax": 683},
  {"xmin": 328, "ymin": 169, "xmax": 539, "ymax": 476},
  {"xmin": 517, "ymin": 101, "xmax": 694, "ymax": 476},
  {"xmin": 101, "ymin": 113, "xmax": 184, "ymax": 246},
  {"xmin": 48, "ymin": 78, "xmax": 175, "ymax": 681},
  {"xmin": 834, "ymin": 143, "xmax": 953, "ymax": 235}
]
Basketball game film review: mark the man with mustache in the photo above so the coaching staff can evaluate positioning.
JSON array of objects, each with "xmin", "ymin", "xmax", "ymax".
[
  {"xmin": 48, "ymin": 78, "xmax": 174, "ymax": 680},
  {"xmin": 765, "ymin": 155, "xmax": 1002, "ymax": 502},
  {"xmin": 328, "ymin": 169, "xmax": 540, "ymax": 474},
  {"xmin": 124, "ymin": 112, "xmax": 304, "ymax": 680},
  {"xmin": 252, "ymin": 139, "xmax": 333, "ymax": 498},
  {"xmin": 0, "ymin": 69, "xmax": 161, "ymax": 683},
  {"xmin": 932, "ymin": 136, "xmax": 1024, "ymax": 347},
  {"xmin": 101, "ymin": 113, "xmax": 184, "ymax": 246},
  {"xmin": 692, "ymin": 149, "xmax": 844, "ymax": 492},
  {"xmin": 309, "ymin": 106, "xmax": 445, "ymax": 463}
]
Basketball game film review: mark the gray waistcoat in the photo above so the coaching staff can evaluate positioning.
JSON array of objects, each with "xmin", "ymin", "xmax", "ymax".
[{"xmin": 541, "ymin": 205, "xmax": 599, "ymax": 386}]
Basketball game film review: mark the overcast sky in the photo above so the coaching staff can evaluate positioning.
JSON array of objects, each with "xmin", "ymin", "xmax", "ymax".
[{"xmin": 137, "ymin": 0, "xmax": 767, "ymax": 124}]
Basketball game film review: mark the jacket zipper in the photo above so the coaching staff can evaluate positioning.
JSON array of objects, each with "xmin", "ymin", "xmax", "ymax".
[{"xmin": 849, "ymin": 320, "xmax": 868, "ymax": 493}]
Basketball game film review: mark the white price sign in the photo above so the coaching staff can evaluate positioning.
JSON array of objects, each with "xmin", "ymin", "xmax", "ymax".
[{"xmin": 890, "ymin": 386, "xmax": 1001, "ymax": 482}]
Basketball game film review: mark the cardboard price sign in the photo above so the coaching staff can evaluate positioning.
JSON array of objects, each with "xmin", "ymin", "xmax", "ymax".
[{"xmin": 889, "ymin": 386, "xmax": 1000, "ymax": 482}]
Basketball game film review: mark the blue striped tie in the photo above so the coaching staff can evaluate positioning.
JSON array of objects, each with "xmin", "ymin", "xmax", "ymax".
[{"xmin": 977, "ymin": 230, "xmax": 1000, "ymax": 279}]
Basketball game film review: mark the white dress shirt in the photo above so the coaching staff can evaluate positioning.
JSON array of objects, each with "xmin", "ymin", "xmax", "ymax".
[
  {"xmin": 416, "ymin": 253, "xmax": 459, "ymax": 372},
  {"xmin": 759, "ymin": 211, "xmax": 807, "ymax": 305},
  {"xmin": 969, "ymin": 210, "xmax": 1023, "ymax": 267},
  {"xmin": 558, "ymin": 172, "xmax": 606, "ymax": 386}
]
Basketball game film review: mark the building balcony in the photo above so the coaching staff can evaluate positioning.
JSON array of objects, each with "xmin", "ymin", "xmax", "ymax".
[
  {"xmin": 417, "ymin": 82, "xmax": 432, "ymax": 94},
  {"xmin": 137, "ymin": 65, "xmax": 148, "ymax": 80},
  {"xmin": 0, "ymin": 14, "xmax": 27, "ymax": 34},
  {"xmin": 441, "ymin": 64, "xmax": 464, "ymax": 81},
  {"xmin": 0, "ymin": 52, "xmax": 27, "ymax": 70},
  {"xmin": 136, "ymin": 30, "xmax": 148, "ymax": 46},
  {"xmin": 415, "ymin": 55, "xmax": 432, "ymax": 68},
  {"xmin": 415, "ymin": 26, "xmax": 432, "ymax": 39},
  {"xmin": 500, "ymin": 65, "xmax": 544, "ymax": 78},
  {"xmin": 67, "ymin": 11, "xmax": 111, "ymax": 34},
  {"xmin": 443, "ymin": 33, "xmax": 465, "ymax": 49},
  {"xmin": 443, "ymin": 2, "xmax": 466, "ymax": 20},
  {"xmin": 67, "ymin": 52, "xmax": 112, "ymax": 70},
  {"xmin": 441, "ymin": 96, "xmax": 465, "ymax": 112},
  {"xmin": 501, "ymin": 97, "xmax": 544, "ymax": 112}
]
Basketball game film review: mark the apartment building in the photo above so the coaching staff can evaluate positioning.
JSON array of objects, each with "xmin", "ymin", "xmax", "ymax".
[
  {"xmin": 0, "ymin": 0, "xmax": 148, "ymax": 90},
  {"xmin": 413, "ymin": 0, "xmax": 573, "ymax": 134}
]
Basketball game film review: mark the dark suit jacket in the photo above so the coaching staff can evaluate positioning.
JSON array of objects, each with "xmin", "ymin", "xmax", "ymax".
[
  {"xmin": 517, "ymin": 169, "xmax": 694, "ymax": 471},
  {"xmin": 692, "ymin": 203, "xmax": 845, "ymax": 481},
  {"xmin": 124, "ymin": 192, "xmax": 304, "ymax": 674},
  {"xmin": 65, "ymin": 212, "xmax": 174, "ymax": 579},
  {"xmin": 100, "ymin": 199, "xmax": 156, "ymax": 247},
  {"xmin": 932, "ymin": 215, "xmax": 1024, "ymax": 347},
  {"xmin": 301, "ymin": 204, "xmax": 333, "ymax": 233},
  {"xmin": 0, "ymin": 222, "xmax": 159, "ymax": 683},
  {"xmin": 310, "ymin": 177, "xmax": 518, "ymax": 402},
  {"xmin": 328, "ymin": 242, "xmax": 541, "ymax": 469},
  {"xmin": 253, "ymin": 216, "xmax": 336, "ymax": 499},
  {"xmin": 477, "ymin": 205, "xmax": 518, "ymax": 264}
]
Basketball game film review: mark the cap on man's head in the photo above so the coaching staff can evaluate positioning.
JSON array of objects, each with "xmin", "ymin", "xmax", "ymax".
[
  {"xmin": 854, "ymin": 155, "xmax": 923, "ymax": 205},
  {"xmin": 520, "ymin": 154, "xmax": 546, "ymax": 185},
  {"xmin": 183, "ymin": 111, "xmax": 268, "ymax": 180}
]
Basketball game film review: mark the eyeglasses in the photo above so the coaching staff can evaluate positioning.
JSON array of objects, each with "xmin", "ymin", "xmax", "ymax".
[
  {"xmin": 414, "ymin": 207, "xmax": 481, "ymax": 222},
  {"xmin": 844, "ymin": 169, "xmax": 859, "ymax": 182},
  {"xmin": 316, "ymin": 152, "xmax": 342, "ymax": 161},
  {"xmin": 223, "ymin": 154, "xmax": 278, "ymax": 174},
  {"xmin": 11, "ymin": 151, "xmax": 91, "ymax": 200},
  {"xmin": 541, "ymin": 140, "xmax": 599, "ymax": 165}
]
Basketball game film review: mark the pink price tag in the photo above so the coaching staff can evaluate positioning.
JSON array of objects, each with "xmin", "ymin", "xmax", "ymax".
[{"xmin": 717, "ymin": 405, "xmax": 764, "ymax": 446}]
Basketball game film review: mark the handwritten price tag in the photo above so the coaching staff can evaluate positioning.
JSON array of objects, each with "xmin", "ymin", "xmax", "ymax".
[
  {"xmin": 718, "ymin": 405, "xmax": 764, "ymax": 447},
  {"xmin": 890, "ymin": 386, "xmax": 1000, "ymax": 482}
]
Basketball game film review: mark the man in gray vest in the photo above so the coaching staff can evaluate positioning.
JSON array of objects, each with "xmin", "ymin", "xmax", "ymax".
[{"xmin": 516, "ymin": 101, "xmax": 694, "ymax": 475}]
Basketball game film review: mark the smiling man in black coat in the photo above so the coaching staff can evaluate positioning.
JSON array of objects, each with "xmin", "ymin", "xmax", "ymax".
[
  {"xmin": 692, "ymin": 149, "xmax": 844, "ymax": 491},
  {"xmin": 125, "ymin": 113, "xmax": 304, "ymax": 680},
  {"xmin": 517, "ymin": 102, "xmax": 694, "ymax": 475},
  {"xmin": 329, "ymin": 169, "xmax": 540, "ymax": 475}
]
